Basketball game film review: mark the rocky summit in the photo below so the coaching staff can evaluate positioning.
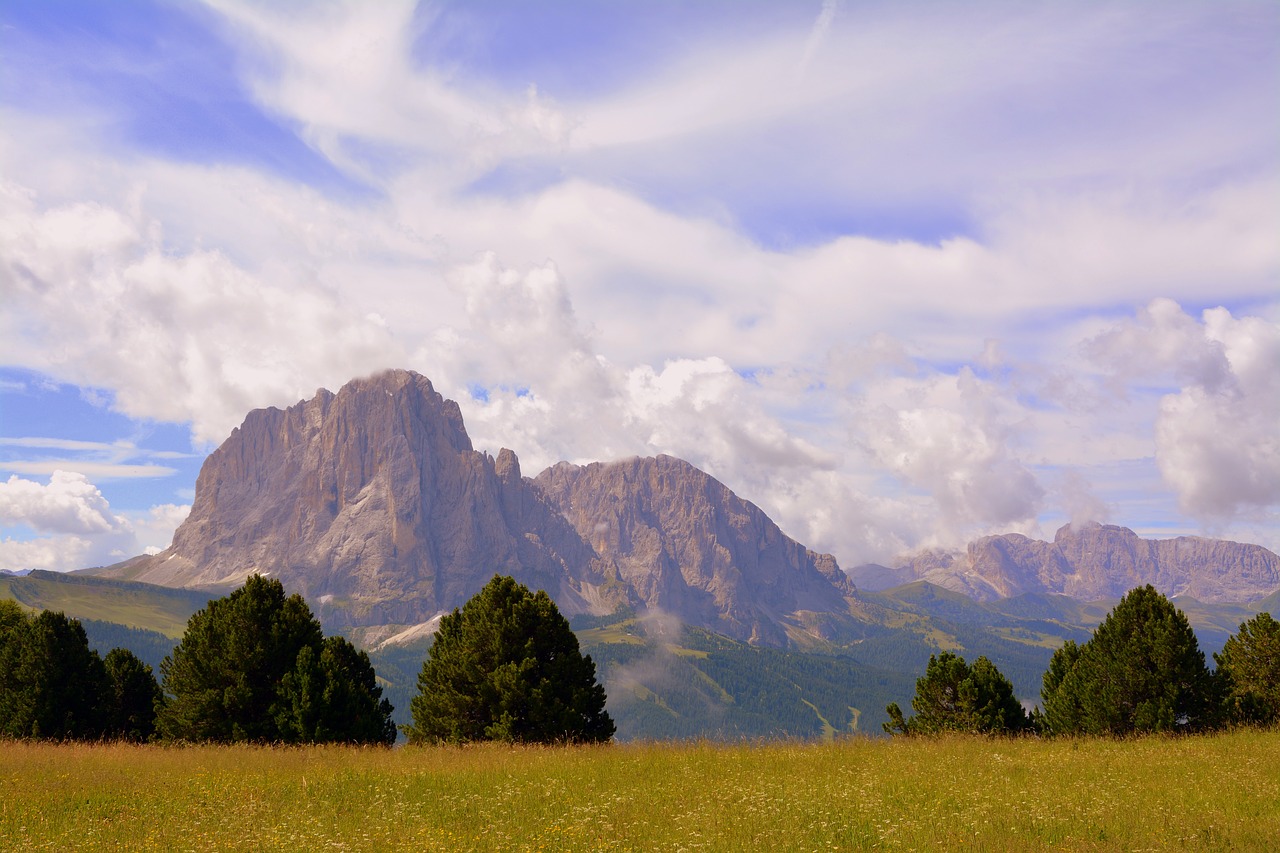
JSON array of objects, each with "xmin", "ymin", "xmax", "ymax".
[
  {"xmin": 536, "ymin": 456, "xmax": 857, "ymax": 646},
  {"xmin": 99, "ymin": 370, "xmax": 624, "ymax": 627},
  {"xmin": 98, "ymin": 370, "xmax": 859, "ymax": 644},
  {"xmin": 852, "ymin": 522, "xmax": 1280, "ymax": 604}
]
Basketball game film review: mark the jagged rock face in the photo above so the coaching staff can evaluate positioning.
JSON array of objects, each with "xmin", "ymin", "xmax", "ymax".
[
  {"xmin": 97, "ymin": 370, "xmax": 857, "ymax": 646},
  {"xmin": 533, "ymin": 455, "xmax": 857, "ymax": 645},
  {"xmin": 103, "ymin": 370, "xmax": 624, "ymax": 626},
  {"xmin": 883, "ymin": 522, "xmax": 1280, "ymax": 603}
]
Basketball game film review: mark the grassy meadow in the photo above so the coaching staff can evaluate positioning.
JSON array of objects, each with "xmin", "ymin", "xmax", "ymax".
[{"xmin": 2, "ymin": 731, "xmax": 1277, "ymax": 851}]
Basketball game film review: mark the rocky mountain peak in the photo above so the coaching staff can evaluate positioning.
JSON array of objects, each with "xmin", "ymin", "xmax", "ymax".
[
  {"xmin": 494, "ymin": 447, "xmax": 521, "ymax": 482},
  {"xmin": 96, "ymin": 371, "xmax": 860, "ymax": 646},
  {"xmin": 534, "ymin": 454, "xmax": 857, "ymax": 645},
  {"xmin": 100, "ymin": 369, "xmax": 624, "ymax": 626}
]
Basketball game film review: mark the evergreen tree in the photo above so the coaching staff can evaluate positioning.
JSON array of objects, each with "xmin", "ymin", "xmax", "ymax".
[
  {"xmin": 1215, "ymin": 612, "xmax": 1280, "ymax": 726},
  {"xmin": 406, "ymin": 575, "xmax": 614, "ymax": 744},
  {"xmin": 0, "ymin": 599, "xmax": 25, "ymax": 638},
  {"xmin": 884, "ymin": 652, "xmax": 1028, "ymax": 735},
  {"xmin": 103, "ymin": 648, "xmax": 163, "ymax": 742},
  {"xmin": 277, "ymin": 636, "xmax": 396, "ymax": 745},
  {"xmin": 1038, "ymin": 639, "xmax": 1083, "ymax": 735},
  {"xmin": 157, "ymin": 575, "xmax": 321, "ymax": 742},
  {"xmin": 1040, "ymin": 585, "xmax": 1215, "ymax": 736},
  {"xmin": 157, "ymin": 574, "xmax": 394, "ymax": 744},
  {"xmin": 0, "ymin": 609, "xmax": 108, "ymax": 740}
]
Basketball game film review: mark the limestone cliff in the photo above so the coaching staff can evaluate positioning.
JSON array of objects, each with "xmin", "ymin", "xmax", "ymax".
[
  {"xmin": 96, "ymin": 370, "xmax": 859, "ymax": 645},
  {"xmin": 533, "ymin": 455, "xmax": 858, "ymax": 645},
  {"xmin": 99, "ymin": 370, "xmax": 624, "ymax": 626}
]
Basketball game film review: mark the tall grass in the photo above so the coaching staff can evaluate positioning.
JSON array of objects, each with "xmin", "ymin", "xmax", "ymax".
[{"xmin": 2, "ymin": 730, "xmax": 1277, "ymax": 850}]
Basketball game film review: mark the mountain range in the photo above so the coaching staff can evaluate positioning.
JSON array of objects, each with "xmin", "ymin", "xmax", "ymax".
[
  {"xmin": 96, "ymin": 369, "xmax": 864, "ymax": 646},
  {"xmin": 96, "ymin": 369, "xmax": 1279, "ymax": 634},
  {"xmin": 852, "ymin": 523, "xmax": 1280, "ymax": 604},
  {"xmin": 29, "ymin": 368, "xmax": 1280, "ymax": 738}
]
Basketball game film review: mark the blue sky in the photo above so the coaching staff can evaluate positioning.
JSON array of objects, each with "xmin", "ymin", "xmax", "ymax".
[{"xmin": 1, "ymin": 0, "xmax": 1277, "ymax": 572}]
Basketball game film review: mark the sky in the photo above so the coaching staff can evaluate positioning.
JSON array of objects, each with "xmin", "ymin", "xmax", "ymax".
[{"xmin": 1, "ymin": 0, "xmax": 1277, "ymax": 575}]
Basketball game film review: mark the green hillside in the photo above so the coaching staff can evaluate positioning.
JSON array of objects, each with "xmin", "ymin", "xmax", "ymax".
[
  {"xmin": 0, "ymin": 570, "xmax": 214, "ymax": 638},
  {"xmin": 573, "ymin": 617, "xmax": 913, "ymax": 740},
  {"xmin": 864, "ymin": 581, "xmax": 1279, "ymax": 686},
  {"xmin": 8, "ymin": 571, "xmax": 1277, "ymax": 741},
  {"xmin": 80, "ymin": 619, "xmax": 178, "ymax": 674},
  {"xmin": 362, "ymin": 623, "xmax": 914, "ymax": 741}
]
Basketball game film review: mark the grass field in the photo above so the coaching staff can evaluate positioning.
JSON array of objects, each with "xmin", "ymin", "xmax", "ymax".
[{"xmin": 2, "ymin": 731, "xmax": 1277, "ymax": 851}]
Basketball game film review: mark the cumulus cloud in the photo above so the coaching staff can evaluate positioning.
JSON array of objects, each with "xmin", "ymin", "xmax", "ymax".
[
  {"xmin": 418, "ymin": 256, "xmax": 834, "ymax": 482},
  {"xmin": 861, "ymin": 368, "xmax": 1045, "ymax": 531},
  {"xmin": 1088, "ymin": 300, "xmax": 1280, "ymax": 521},
  {"xmin": 0, "ymin": 184, "xmax": 406, "ymax": 444},
  {"xmin": 0, "ymin": 536, "xmax": 97, "ymax": 574},
  {"xmin": 1057, "ymin": 470, "xmax": 1112, "ymax": 529},
  {"xmin": 0, "ymin": 470, "xmax": 126, "ymax": 536},
  {"xmin": 0, "ymin": 470, "xmax": 133, "ymax": 571},
  {"xmin": 0, "ymin": 471, "xmax": 188, "ymax": 571},
  {"xmin": 131, "ymin": 503, "xmax": 192, "ymax": 556},
  {"xmin": 0, "ymin": 2, "xmax": 1277, "ymax": 569}
]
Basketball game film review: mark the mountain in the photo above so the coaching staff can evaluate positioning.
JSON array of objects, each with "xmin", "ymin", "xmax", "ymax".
[
  {"xmin": 93, "ymin": 370, "xmax": 858, "ymax": 646},
  {"xmin": 535, "ymin": 456, "xmax": 858, "ymax": 646},
  {"xmin": 851, "ymin": 522, "xmax": 1280, "ymax": 604},
  {"xmin": 38, "ymin": 366, "xmax": 1280, "ymax": 740},
  {"xmin": 96, "ymin": 370, "xmax": 627, "ymax": 627}
]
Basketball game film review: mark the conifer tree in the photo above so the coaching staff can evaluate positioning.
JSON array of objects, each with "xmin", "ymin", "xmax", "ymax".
[
  {"xmin": 1040, "ymin": 585, "xmax": 1215, "ymax": 735},
  {"xmin": 0, "ymin": 609, "xmax": 108, "ymax": 740},
  {"xmin": 1215, "ymin": 612, "xmax": 1280, "ymax": 726},
  {"xmin": 157, "ymin": 574, "xmax": 394, "ymax": 744},
  {"xmin": 406, "ymin": 575, "xmax": 614, "ymax": 744},
  {"xmin": 277, "ymin": 635, "xmax": 396, "ymax": 745},
  {"xmin": 103, "ymin": 648, "xmax": 163, "ymax": 742},
  {"xmin": 884, "ymin": 652, "xmax": 1028, "ymax": 735}
]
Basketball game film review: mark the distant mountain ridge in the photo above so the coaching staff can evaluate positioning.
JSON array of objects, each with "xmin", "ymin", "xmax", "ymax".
[
  {"xmin": 94, "ymin": 370, "xmax": 859, "ymax": 645},
  {"xmin": 851, "ymin": 522, "xmax": 1280, "ymax": 604}
]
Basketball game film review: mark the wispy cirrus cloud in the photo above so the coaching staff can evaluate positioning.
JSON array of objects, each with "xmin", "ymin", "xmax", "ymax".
[{"xmin": 0, "ymin": 437, "xmax": 190, "ymax": 480}]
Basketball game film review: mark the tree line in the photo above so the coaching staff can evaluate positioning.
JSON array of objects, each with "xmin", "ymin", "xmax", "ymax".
[
  {"xmin": 4, "ymin": 577, "xmax": 1276, "ymax": 745},
  {"xmin": 0, "ymin": 574, "xmax": 611, "ymax": 745},
  {"xmin": 0, "ymin": 600, "xmax": 161, "ymax": 741},
  {"xmin": 885, "ymin": 585, "xmax": 1280, "ymax": 736}
]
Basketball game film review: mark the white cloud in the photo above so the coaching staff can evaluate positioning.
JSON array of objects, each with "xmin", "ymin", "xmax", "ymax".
[
  {"xmin": 0, "ymin": 470, "xmax": 126, "ymax": 536},
  {"xmin": 860, "ymin": 368, "xmax": 1045, "ymax": 532},
  {"xmin": 0, "ymin": 2, "xmax": 1277, "ymax": 569},
  {"xmin": 0, "ymin": 437, "xmax": 135, "ymax": 453},
  {"xmin": 130, "ymin": 503, "xmax": 192, "ymax": 556},
  {"xmin": 0, "ymin": 471, "xmax": 189, "ymax": 571},
  {"xmin": 1056, "ymin": 470, "xmax": 1112, "ymax": 529},
  {"xmin": 0, "ymin": 461, "xmax": 178, "ymax": 480},
  {"xmin": 0, "ymin": 536, "xmax": 96, "ymax": 574},
  {"xmin": 1088, "ymin": 300, "xmax": 1280, "ymax": 522},
  {"xmin": 202, "ymin": 0, "xmax": 570, "ymax": 189},
  {"xmin": 0, "ymin": 183, "xmax": 407, "ymax": 445},
  {"xmin": 416, "ymin": 255, "xmax": 833, "ymax": 482}
]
